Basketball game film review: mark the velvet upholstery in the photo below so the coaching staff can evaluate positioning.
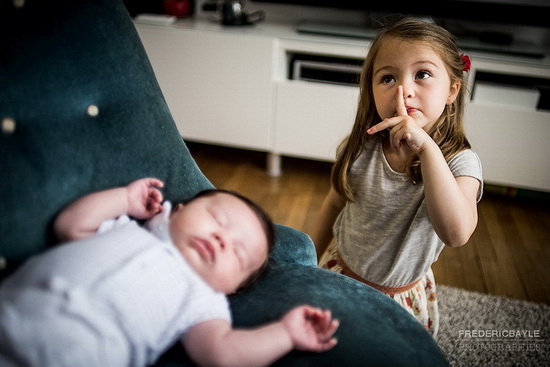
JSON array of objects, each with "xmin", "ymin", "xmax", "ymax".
[{"xmin": 0, "ymin": 0, "xmax": 447, "ymax": 365}]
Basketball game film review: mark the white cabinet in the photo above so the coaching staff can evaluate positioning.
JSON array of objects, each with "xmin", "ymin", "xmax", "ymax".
[
  {"xmin": 274, "ymin": 80, "xmax": 358, "ymax": 161},
  {"xmin": 465, "ymin": 104, "xmax": 550, "ymax": 190},
  {"xmin": 463, "ymin": 58, "xmax": 550, "ymax": 191},
  {"xmin": 136, "ymin": 24, "xmax": 274, "ymax": 151},
  {"xmin": 136, "ymin": 20, "xmax": 550, "ymax": 191},
  {"xmin": 273, "ymin": 38, "xmax": 366, "ymax": 162}
]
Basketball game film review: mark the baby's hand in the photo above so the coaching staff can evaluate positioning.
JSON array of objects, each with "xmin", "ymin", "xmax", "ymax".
[
  {"xmin": 126, "ymin": 178, "xmax": 164, "ymax": 219},
  {"xmin": 281, "ymin": 305, "xmax": 339, "ymax": 353}
]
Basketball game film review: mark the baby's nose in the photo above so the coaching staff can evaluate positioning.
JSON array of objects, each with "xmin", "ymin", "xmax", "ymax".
[{"xmin": 213, "ymin": 233, "xmax": 227, "ymax": 249}]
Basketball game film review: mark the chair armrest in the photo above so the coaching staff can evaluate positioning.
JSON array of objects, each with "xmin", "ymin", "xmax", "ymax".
[{"xmin": 270, "ymin": 224, "xmax": 317, "ymax": 267}]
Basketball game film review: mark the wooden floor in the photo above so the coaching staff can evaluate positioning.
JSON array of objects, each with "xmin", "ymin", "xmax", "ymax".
[{"xmin": 188, "ymin": 142, "xmax": 550, "ymax": 304}]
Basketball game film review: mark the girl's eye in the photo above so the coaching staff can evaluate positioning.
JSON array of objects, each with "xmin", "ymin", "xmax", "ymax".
[
  {"xmin": 381, "ymin": 75, "xmax": 395, "ymax": 84},
  {"xmin": 416, "ymin": 70, "xmax": 431, "ymax": 80}
]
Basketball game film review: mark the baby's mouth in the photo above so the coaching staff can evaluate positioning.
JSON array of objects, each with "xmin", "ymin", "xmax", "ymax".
[{"xmin": 190, "ymin": 238, "xmax": 216, "ymax": 263}]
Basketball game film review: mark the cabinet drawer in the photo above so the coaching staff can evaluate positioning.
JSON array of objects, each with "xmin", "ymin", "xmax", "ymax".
[
  {"xmin": 274, "ymin": 81, "xmax": 358, "ymax": 161},
  {"xmin": 138, "ymin": 26, "xmax": 274, "ymax": 151},
  {"xmin": 465, "ymin": 104, "xmax": 550, "ymax": 191}
]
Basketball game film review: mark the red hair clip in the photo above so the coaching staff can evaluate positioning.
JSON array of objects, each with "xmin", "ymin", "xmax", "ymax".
[{"xmin": 461, "ymin": 54, "xmax": 471, "ymax": 72}]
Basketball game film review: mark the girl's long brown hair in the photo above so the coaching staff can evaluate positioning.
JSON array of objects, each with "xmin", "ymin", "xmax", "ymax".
[{"xmin": 332, "ymin": 18, "xmax": 472, "ymax": 201}]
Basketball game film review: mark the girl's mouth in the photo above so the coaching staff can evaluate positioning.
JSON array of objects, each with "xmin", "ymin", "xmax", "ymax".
[{"xmin": 406, "ymin": 106, "xmax": 419, "ymax": 114}]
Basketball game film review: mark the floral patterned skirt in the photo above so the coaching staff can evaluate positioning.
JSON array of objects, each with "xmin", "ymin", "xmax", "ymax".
[{"xmin": 319, "ymin": 241, "xmax": 439, "ymax": 338}]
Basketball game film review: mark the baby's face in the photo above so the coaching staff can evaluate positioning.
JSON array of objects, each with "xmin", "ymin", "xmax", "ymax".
[{"xmin": 169, "ymin": 192, "xmax": 268, "ymax": 294}]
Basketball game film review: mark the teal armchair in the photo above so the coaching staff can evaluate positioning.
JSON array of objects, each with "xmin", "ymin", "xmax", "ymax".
[{"xmin": 0, "ymin": 0, "xmax": 447, "ymax": 366}]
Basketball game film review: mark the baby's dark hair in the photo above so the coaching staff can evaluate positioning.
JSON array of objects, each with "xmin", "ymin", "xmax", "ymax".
[{"xmin": 185, "ymin": 189, "xmax": 276, "ymax": 292}]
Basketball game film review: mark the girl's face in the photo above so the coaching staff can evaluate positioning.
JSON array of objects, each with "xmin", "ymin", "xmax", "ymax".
[
  {"xmin": 169, "ymin": 192, "xmax": 268, "ymax": 295},
  {"xmin": 371, "ymin": 38, "xmax": 460, "ymax": 132}
]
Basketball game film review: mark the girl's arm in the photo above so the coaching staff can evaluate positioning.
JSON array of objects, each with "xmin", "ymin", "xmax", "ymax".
[
  {"xmin": 309, "ymin": 187, "xmax": 346, "ymax": 262},
  {"xmin": 183, "ymin": 305, "xmax": 339, "ymax": 367},
  {"xmin": 54, "ymin": 178, "xmax": 164, "ymax": 242},
  {"xmin": 418, "ymin": 143, "xmax": 479, "ymax": 247}
]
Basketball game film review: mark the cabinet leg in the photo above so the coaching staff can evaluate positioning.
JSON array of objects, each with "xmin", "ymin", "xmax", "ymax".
[{"xmin": 267, "ymin": 153, "xmax": 282, "ymax": 177}]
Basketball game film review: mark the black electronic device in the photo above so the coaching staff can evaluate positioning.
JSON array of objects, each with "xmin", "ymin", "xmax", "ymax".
[
  {"xmin": 250, "ymin": 0, "xmax": 550, "ymax": 57},
  {"xmin": 249, "ymin": 0, "xmax": 550, "ymax": 28}
]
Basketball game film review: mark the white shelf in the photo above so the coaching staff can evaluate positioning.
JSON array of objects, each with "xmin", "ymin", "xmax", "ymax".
[{"xmin": 136, "ymin": 18, "xmax": 550, "ymax": 191}]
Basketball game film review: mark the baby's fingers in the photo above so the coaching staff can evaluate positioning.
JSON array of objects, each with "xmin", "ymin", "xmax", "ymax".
[
  {"xmin": 145, "ymin": 186, "xmax": 164, "ymax": 215},
  {"xmin": 148, "ymin": 186, "xmax": 164, "ymax": 202},
  {"xmin": 323, "ymin": 318, "xmax": 340, "ymax": 339},
  {"xmin": 317, "ymin": 319, "xmax": 340, "ymax": 351},
  {"xmin": 141, "ymin": 177, "xmax": 164, "ymax": 189},
  {"xmin": 311, "ymin": 310, "xmax": 339, "ymax": 337}
]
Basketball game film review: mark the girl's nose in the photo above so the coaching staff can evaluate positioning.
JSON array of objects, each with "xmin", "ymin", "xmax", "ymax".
[{"xmin": 401, "ymin": 82, "xmax": 414, "ymax": 99}]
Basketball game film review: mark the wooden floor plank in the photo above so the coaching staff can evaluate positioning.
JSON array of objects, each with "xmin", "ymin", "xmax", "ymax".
[
  {"xmin": 509, "ymin": 201, "xmax": 550, "ymax": 303},
  {"xmin": 467, "ymin": 203, "xmax": 501, "ymax": 297},
  {"xmin": 459, "ymin": 237, "xmax": 487, "ymax": 294},
  {"xmin": 442, "ymin": 249, "xmax": 468, "ymax": 289},
  {"xmin": 431, "ymin": 255, "xmax": 448, "ymax": 286},
  {"xmin": 481, "ymin": 199, "xmax": 528, "ymax": 300}
]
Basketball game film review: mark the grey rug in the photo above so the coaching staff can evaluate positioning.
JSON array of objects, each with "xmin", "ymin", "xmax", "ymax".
[{"xmin": 437, "ymin": 285, "xmax": 550, "ymax": 366}]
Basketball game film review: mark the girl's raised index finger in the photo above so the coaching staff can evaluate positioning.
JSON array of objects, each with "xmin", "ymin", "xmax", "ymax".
[{"xmin": 395, "ymin": 85, "xmax": 408, "ymax": 117}]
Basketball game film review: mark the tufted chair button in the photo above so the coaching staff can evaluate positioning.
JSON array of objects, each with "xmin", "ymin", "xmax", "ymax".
[
  {"xmin": 1, "ymin": 117, "xmax": 16, "ymax": 135},
  {"xmin": 0, "ymin": 256, "xmax": 7, "ymax": 271},
  {"xmin": 86, "ymin": 104, "xmax": 99, "ymax": 117}
]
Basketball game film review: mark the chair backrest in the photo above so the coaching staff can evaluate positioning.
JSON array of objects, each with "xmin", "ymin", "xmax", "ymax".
[{"xmin": 0, "ymin": 0, "xmax": 212, "ymax": 274}]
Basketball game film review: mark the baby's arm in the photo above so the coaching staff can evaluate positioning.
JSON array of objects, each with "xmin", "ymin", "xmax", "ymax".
[
  {"xmin": 183, "ymin": 305, "xmax": 339, "ymax": 367},
  {"xmin": 54, "ymin": 178, "xmax": 164, "ymax": 242}
]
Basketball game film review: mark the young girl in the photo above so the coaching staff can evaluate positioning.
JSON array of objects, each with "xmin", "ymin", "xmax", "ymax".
[{"xmin": 311, "ymin": 18, "xmax": 483, "ymax": 338}]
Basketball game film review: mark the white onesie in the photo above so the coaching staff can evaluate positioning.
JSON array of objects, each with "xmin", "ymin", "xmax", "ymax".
[{"xmin": 0, "ymin": 202, "xmax": 230, "ymax": 367}]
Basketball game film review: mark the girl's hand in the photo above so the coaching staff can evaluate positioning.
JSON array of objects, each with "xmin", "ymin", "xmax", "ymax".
[
  {"xmin": 126, "ymin": 178, "xmax": 164, "ymax": 219},
  {"xmin": 367, "ymin": 86, "xmax": 431, "ymax": 155},
  {"xmin": 281, "ymin": 305, "xmax": 339, "ymax": 352}
]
